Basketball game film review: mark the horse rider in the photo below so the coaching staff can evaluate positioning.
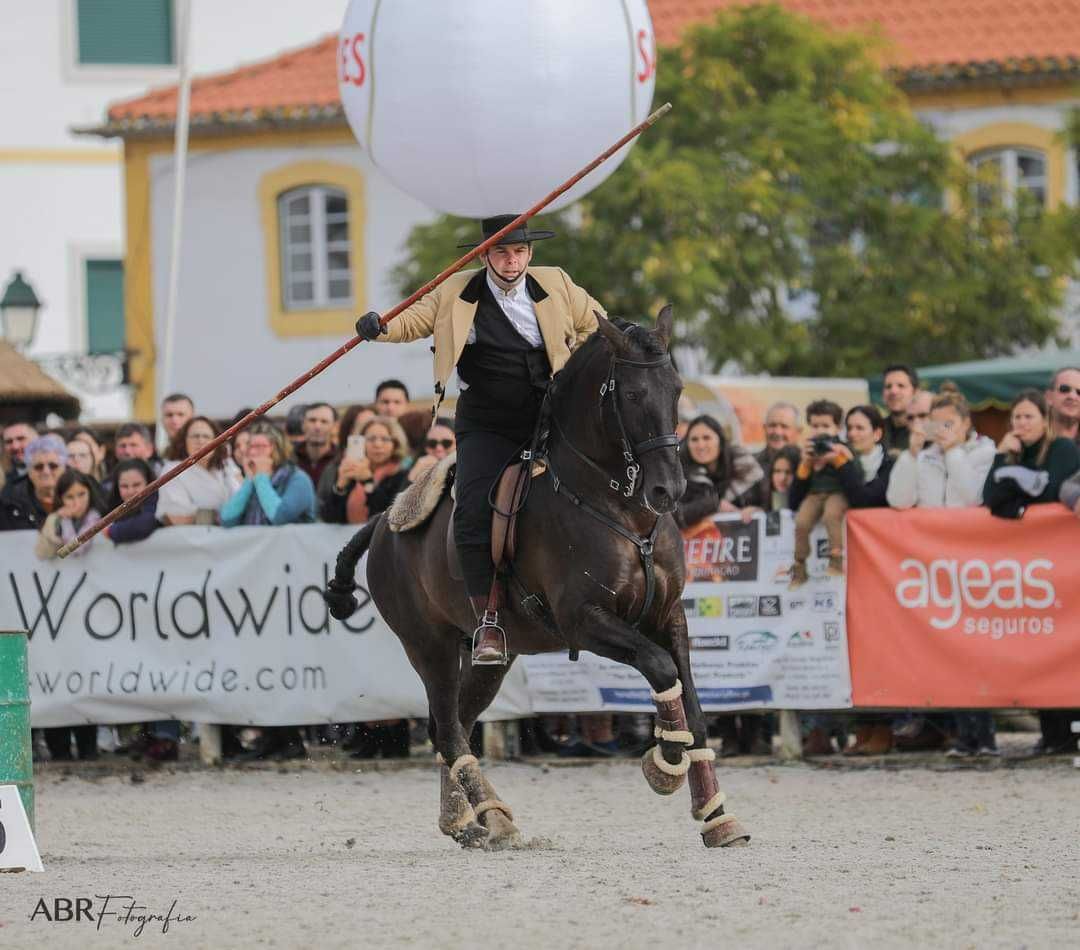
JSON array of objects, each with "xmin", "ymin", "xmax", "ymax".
[{"xmin": 355, "ymin": 214, "xmax": 605, "ymax": 664}]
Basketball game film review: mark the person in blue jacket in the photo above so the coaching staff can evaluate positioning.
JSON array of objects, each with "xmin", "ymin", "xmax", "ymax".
[
  {"xmin": 219, "ymin": 419, "xmax": 314, "ymax": 762},
  {"xmin": 220, "ymin": 421, "xmax": 316, "ymax": 527}
]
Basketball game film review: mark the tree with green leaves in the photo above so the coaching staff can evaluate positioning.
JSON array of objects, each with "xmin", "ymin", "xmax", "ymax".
[{"xmin": 393, "ymin": 5, "xmax": 1077, "ymax": 378}]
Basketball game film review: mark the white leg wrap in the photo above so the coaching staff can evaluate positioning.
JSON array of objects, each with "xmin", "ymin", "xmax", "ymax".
[
  {"xmin": 686, "ymin": 747, "xmax": 716, "ymax": 762},
  {"xmin": 654, "ymin": 727, "xmax": 695, "ymax": 746},
  {"xmin": 701, "ymin": 813, "xmax": 740, "ymax": 835},
  {"xmin": 650, "ymin": 679, "xmax": 683, "ymax": 703},
  {"xmin": 692, "ymin": 790, "xmax": 727, "ymax": 821},
  {"xmin": 473, "ymin": 799, "xmax": 514, "ymax": 822},
  {"xmin": 449, "ymin": 753, "xmax": 479, "ymax": 783},
  {"xmin": 651, "ymin": 745, "xmax": 690, "ymax": 777}
]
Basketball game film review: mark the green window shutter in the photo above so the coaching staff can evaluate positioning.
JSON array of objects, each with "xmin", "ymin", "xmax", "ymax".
[
  {"xmin": 77, "ymin": 0, "xmax": 174, "ymax": 66},
  {"xmin": 86, "ymin": 260, "xmax": 125, "ymax": 354}
]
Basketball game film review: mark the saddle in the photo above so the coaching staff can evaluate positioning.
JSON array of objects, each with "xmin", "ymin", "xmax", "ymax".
[
  {"xmin": 445, "ymin": 459, "xmax": 546, "ymax": 581},
  {"xmin": 384, "ymin": 447, "xmax": 542, "ymax": 579}
]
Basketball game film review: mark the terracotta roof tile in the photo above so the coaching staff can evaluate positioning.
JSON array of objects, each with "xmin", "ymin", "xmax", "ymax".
[
  {"xmin": 650, "ymin": 0, "xmax": 1080, "ymax": 70},
  {"xmin": 107, "ymin": 34, "xmax": 341, "ymax": 124},
  {"xmin": 103, "ymin": 2, "xmax": 1080, "ymax": 132}
]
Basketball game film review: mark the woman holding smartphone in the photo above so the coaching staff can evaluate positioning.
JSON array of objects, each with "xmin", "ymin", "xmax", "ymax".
[{"xmin": 318, "ymin": 415, "xmax": 410, "ymax": 524}]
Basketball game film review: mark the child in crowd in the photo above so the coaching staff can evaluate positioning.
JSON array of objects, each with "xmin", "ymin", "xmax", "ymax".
[
  {"xmin": 34, "ymin": 468, "xmax": 105, "ymax": 760},
  {"xmin": 35, "ymin": 469, "xmax": 104, "ymax": 560},
  {"xmin": 789, "ymin": 400, "xmax": 847, "ymax": 588}
]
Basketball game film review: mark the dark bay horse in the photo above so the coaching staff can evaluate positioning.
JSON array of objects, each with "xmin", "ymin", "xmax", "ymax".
[{"xmin": 324, "ymin": 309, "xmax": 750, "ymax": 850}]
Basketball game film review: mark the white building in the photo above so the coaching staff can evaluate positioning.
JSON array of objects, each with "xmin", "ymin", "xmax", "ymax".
[
  {"xmin": 77, "ymin": 0, "xmax": 1080, "ymax": 423},
  {"xmin": 0, "ymin": 0, "xmax": 347, "ymax": 420}
]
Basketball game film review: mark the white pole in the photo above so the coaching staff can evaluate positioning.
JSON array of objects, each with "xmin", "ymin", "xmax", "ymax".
[{"xmin": 157, "ymin": 0, "xmax": 192, "ymax": 449}]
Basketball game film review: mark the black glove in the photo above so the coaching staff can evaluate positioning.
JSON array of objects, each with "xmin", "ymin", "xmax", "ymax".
[{"xmin": 355, "ymin": 311, "xmax": 386, "ymax": 341}]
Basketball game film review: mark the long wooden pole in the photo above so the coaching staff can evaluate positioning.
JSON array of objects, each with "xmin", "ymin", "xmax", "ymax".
[{"xmin": 59, "ymin": 103, "xmax": 672, "ymax": 558}]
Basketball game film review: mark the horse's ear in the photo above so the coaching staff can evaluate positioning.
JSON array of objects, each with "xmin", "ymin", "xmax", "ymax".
[
  {"xmin": 655, "ymin": 305, "xmax": 674, "ymax": 350},
  {"xmin": 594, "ymin": 311, "xmax": 630, "ymax": 354}
]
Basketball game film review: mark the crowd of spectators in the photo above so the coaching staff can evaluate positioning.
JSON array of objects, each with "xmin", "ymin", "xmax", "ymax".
[
  {"xmin": 0, "ymin": 380, "xmax": 458, "ymax": 763},
  {"xmin": 670, "ymin": 363, "xmax": 1080, "ymax": 759},
  {"xmin": 2, "ymin": 362, "xmax": 1079, "ymax": 764}
]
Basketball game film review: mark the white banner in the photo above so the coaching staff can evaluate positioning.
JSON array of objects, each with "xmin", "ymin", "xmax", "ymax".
[
  {"xmin": 0, "ymin": 526, "xmax": 531, "ymax": 727},
  {"xmin": 521, "ymin": 512, "xmax": 853, "ymax": 711},
  {"xmin": 1, "ymin": 515, "xmax": 850, "ymax": 725}
]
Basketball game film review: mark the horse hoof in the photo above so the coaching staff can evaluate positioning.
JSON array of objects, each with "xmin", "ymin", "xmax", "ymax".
[
  {"xmin": 485, "ymin": 828, "xmax": 524, "ymax": 851},
  {"xmin": 451, "ymin": 822, "xmax": 490, "ymax": 849},
  {"xmin": 641, "ymin": 746, "xmax": 687, "ymax": 796},
  {"xmin": 701, "ymin": 818, "xmax": 751, "ymax": 848},
  {"xmin": 475, "ymin": 801, "xmax": 521, "ymax": 850}
]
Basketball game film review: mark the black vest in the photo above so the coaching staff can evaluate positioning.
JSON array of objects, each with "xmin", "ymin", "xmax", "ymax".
[{"xmin": 455, "ymin": 272, "xmax": 551, "ymax": 433}]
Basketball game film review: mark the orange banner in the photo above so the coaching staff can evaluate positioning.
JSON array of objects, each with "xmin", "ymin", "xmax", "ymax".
[{"xmin": 846, "ymin": 505, "xmax": 1080, "ymax": 708}]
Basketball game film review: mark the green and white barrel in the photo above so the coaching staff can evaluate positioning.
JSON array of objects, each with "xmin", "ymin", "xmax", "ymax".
[{"xmin": 0, "ymin": 630, "xmax": 33, "ymax": 829}]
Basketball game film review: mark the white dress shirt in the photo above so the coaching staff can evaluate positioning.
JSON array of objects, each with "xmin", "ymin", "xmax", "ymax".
[{"xmin": 465, "ymin": 270, "xmax": 544, "ymax": 347}]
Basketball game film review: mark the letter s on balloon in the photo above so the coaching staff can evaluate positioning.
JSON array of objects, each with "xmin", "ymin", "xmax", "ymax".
[
  {"xmin": 636, "ymin": 29, "xmax": 655, "ymax": 83},
  {"xmin": 339, "ymin": 33, "xmax": 366, "ymax": 87}
]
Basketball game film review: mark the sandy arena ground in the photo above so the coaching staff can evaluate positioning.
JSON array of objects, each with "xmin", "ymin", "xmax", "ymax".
[{"xmin": 2, "ymin": 749, "xmax": 1078, "ymax": 949}]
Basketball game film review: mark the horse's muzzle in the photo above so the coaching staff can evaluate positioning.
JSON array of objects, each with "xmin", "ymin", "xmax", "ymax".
[{"xmin": 645, "ymin": 483, "xmax": 679, "ymax": 515}]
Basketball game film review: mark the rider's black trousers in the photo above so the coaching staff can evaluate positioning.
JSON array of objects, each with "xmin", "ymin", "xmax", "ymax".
[{"xmin": 453, "ymin": 428, "xmax": 526, "ymax": 598}]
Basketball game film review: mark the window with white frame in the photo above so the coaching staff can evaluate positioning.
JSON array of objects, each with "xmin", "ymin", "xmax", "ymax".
[
  {"xmin": 969, "ymin": 147, "xmax": 1047, "ymax": 210},
  {"xmin": 278, "ymin": 186, "xmax": 353, "ymax": 310}
]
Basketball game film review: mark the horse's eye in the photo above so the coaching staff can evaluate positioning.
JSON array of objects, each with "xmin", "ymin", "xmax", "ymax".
[{"xmin": 625, "ymin": 390, "xmax": 643, "ymax": 402}]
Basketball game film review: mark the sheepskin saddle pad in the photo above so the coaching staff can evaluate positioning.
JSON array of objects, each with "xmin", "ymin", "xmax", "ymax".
[{"xmin": 386, "ymin": 452, "xmax": 457, "ymax": 533}]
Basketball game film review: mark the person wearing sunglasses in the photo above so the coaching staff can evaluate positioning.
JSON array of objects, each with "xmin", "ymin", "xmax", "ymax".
[
  {"xmin": 407, "ymin": 417, "xmax": 458, "ymax": 485},
  {"xmin": 1046, "ymin": 366, "xmax": 1080, "ymax": 444},
  {"xmin": 0, "ymin": 434, "xmax": 67, "ymax": 531}
]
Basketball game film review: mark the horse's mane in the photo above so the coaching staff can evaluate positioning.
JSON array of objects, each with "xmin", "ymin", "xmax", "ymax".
[{"xmin": 557, "ymin": 320, "xmax": 666, "ymax": 387}]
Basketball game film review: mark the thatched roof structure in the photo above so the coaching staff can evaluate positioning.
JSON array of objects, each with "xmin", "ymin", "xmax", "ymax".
[{"xmin": 0, "ymin": 341, "xmax": 80, "ymax": 423}]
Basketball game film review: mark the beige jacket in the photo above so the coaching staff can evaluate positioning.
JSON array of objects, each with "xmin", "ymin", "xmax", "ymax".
[{"xmin": 381, "ymin": 267, "xmax": 603, "ymax": 412}]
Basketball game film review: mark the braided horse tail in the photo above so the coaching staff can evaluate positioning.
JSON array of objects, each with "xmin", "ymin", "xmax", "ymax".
[{"xmin": 322, "ymin": 513, "xmax": 383, "ymax": 619}]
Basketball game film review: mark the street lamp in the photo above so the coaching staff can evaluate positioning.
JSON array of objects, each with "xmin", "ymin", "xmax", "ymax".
[{"xmin": 0, "ymin": 271, "xmax": 42, "ymax": 350}]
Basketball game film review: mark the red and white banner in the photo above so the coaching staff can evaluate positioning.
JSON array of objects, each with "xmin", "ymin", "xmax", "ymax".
[{"xmin": 846, "ymin": 506, "xmax": 1080, "ymax": 708}]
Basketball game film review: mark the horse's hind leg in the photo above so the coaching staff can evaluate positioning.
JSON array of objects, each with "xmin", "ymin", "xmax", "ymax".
[
  {"xmin": 410, "ymin": 630, "xmax": 489, "ymax": 849},
  {"xmin": 667, "ymin": 608, "xmax": 751, "ymax": 848},
  {"xmin": 454, "ymin": 652, "xmax": 523, "ymax": 849}
]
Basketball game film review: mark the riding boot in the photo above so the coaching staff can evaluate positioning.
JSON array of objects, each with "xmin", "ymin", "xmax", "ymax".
[{"xmin": 469, "ymin": 595, "xmax": 508, "ymax": 666}]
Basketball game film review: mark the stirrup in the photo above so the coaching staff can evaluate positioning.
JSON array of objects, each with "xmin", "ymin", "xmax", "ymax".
[{"xmin": 471, "ymin": 610, "xmax": 509, "ymax": 666}]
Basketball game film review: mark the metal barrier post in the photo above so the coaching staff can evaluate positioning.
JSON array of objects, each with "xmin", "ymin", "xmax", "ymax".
[
  {"xmin": 0, "ymin": 630, "xmax": 34, "ymax": 830},
  {"xmin": 777, "ymin": 709, "xmax": 803, "ymax": 760}
]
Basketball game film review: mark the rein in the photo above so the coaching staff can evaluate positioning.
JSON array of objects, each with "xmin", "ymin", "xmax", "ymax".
[{"xmin": 545, "ymin": 346, "xmax": 680, "ymax": 627}]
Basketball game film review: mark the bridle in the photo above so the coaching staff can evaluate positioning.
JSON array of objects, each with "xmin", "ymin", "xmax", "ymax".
[
  {"xmin": 550, "ymin": 349, "xmax": 681, "ymax": 504},
  {"xmin": 544, "ymin": 344, "xmax": 681, "ymax": 627}
]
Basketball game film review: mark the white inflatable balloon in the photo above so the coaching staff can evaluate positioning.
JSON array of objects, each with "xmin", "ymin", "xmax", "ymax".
[{"xmin": 337, "ymin": 0, "xmax": 656, "ymax": 216}]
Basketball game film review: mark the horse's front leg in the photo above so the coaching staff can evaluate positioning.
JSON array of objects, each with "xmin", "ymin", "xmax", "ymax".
[
  {"xmin": 564, "ymin": 604, "xmax": 694, "ymax": 792},
  {"xmin": 667, "ymin": 605, "xmax": 751, "ymax": 848}
]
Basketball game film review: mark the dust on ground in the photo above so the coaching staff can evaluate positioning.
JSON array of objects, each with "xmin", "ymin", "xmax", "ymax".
[{"xmin": 2, "ymin": 745, "xmax": 1077, "ymax": 949}]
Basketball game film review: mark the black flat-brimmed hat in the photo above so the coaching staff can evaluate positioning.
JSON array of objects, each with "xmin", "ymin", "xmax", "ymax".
[{"xmin": 457, "ymin": 214, "xmax": 556, "ymax": 248}]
